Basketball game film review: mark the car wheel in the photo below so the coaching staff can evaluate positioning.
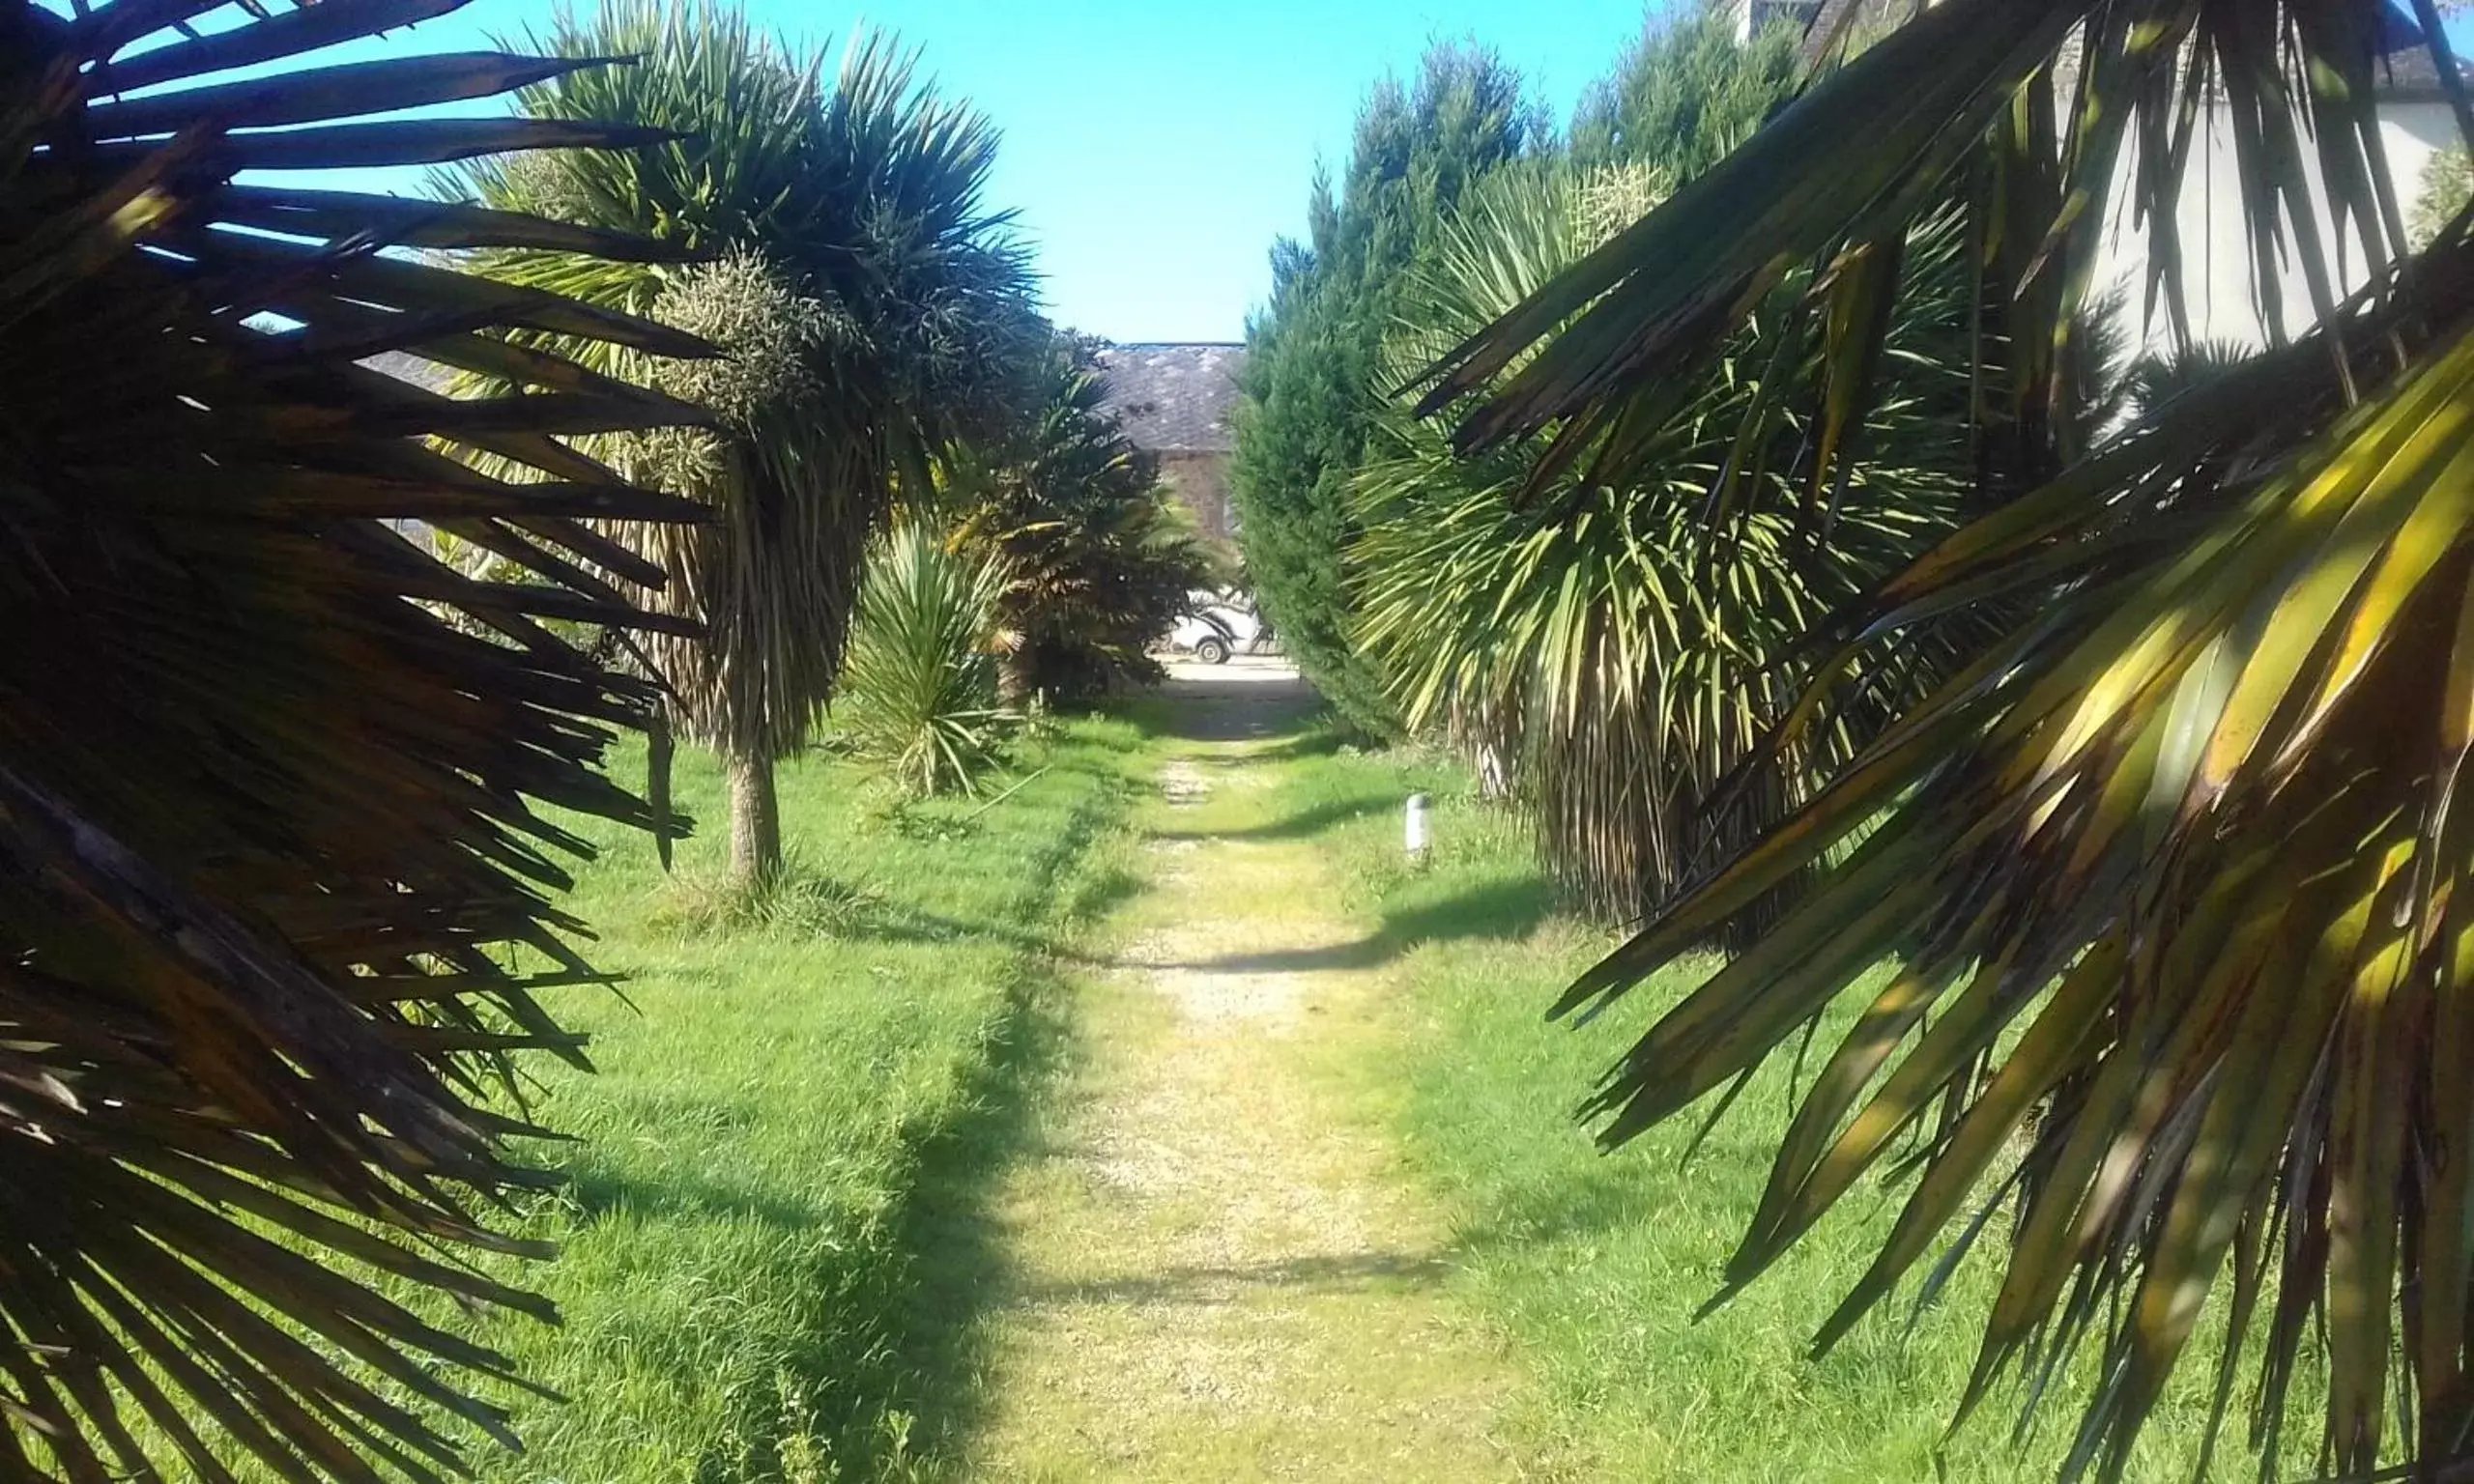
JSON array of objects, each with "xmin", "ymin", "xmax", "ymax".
[{"xmin": 1195, "ymin": 636, "xmax": 1231, "ymax": 666}]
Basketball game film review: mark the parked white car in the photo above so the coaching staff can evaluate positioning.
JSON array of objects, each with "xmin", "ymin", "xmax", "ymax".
[{"xmin": 1166, "ymin": 592, "xmax": 1267, "ymax": 665}]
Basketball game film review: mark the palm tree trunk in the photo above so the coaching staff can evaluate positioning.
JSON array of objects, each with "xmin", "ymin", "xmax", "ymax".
[
  {"xmin": 996, "ymin": 647, "xmax": 1034, "ymax": 707},
  {"xmin": 726, "ymin": 746, "xmax": 782, "ymax": 888}
]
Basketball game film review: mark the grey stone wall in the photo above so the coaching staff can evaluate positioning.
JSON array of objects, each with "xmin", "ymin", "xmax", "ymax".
[{"xmin": 1159, "ymin": 451, "xmax": 1235, "ymax": 542}]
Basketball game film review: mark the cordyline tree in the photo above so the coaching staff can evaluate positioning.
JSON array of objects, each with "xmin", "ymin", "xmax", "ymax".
[
  {"xmin": 1230, "ymin": 40, "xmax": 1545, "ymax": 737},
  {"xmin": 445, "ymin": 0, "xmax": 1037, "ymax": 887},
  {"xmin": 1354, "ymin": 159, "xmax": 1979, "ymax": 936},
  {"xmin": 1349, "ymin": 9, "xmax": 2007, "ymax": 939},
  {"xmin": 1426, "ymin": 0, "xmax": 2474, "ymax": 1475},
  {"xmin": 0, "ymin": 0, "xmax": 705, "ymax": 1477}
]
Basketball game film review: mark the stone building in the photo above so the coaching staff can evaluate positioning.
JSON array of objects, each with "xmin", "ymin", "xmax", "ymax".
[{"xmin": 1092, "ymin": 342, "xmax": 1246, "ymax": 554}]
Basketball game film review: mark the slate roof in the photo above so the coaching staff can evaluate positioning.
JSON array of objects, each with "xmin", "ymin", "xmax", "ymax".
[{"xmin": 1095, "ymin": 343, "xmax": 1246, "ymax": 456}]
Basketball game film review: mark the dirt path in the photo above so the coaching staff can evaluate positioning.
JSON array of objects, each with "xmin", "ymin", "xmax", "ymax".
[{"xmin": 961, "ymin": 661, "xmax": 1522, "ymax": 1482}]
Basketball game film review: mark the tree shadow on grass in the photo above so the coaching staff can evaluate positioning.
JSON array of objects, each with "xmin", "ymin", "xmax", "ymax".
[{"xmin": 867, "ymin": 955, "xmax": 1076, "ymax": 1475}]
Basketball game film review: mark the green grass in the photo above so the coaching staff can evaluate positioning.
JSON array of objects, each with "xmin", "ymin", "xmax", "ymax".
[
  {"xmin": 429, "ymin": 714, "xmax": 1149, "ymax": 1484},
  {"xmin": 1265, "ymin": 729, "xmax": 2324, "ymax": 1483}
]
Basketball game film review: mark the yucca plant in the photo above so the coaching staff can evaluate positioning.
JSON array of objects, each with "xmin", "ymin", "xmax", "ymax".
[
  {"xmin": 1359, "ymin": 162, "xmax": 1974, "ymax": 928},
  {"xmin": 837, "ymin": 525, "xmax": 1012, "ymax": 797},
  {"xmin": 945, "ymin": 336, "xmax": 1216, "ymax": 702},
  {"xmin": 441, "ymin": 0, "xmax": 1039, "ymax": 885},
  {"xmin": 1427, "ymin": 0, "xmax": 2474, "ymax": 1475},
  {"xmin": 0, "ymin": 1, "xmax": 705, "ymax": 1477}
]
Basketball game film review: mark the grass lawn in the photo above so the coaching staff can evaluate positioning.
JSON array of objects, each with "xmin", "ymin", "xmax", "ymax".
[
  {"xmin": 426, "ymin": 714, "xmax": 1149, "ymax": 1484},
  {"xmin": 1269, "ymin": 729, "xmax": 2328, "ymax": 1483}
]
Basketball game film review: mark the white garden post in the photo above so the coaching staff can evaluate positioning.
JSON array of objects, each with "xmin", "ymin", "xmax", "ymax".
[{"xmin": 1405, "ymin": 792, "xmax": 1431, "ymax": 862}]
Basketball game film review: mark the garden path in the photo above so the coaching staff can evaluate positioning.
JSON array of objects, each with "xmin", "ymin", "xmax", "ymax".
[{"xmin": 960, "ymin": 659, "xmax": 1524, "ymax": 1481}]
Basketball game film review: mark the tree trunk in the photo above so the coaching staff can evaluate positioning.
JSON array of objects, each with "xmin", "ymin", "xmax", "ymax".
[
  {"xmin": 996, "ymin": 646, "xmax": 1034, "ymax": 709},
  {"xmin": 726, "ymin": 747, "xmax": 781, "ymax": 889}
]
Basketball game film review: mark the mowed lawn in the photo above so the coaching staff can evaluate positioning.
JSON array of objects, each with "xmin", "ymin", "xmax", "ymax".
[
  {"xmin": 430, "ymin": 716, "xmax": 1148, "ymax": 1483},
  {"xmin": 1270, "ymin": 731, "xmax": 2331, "ymax": 1484}
]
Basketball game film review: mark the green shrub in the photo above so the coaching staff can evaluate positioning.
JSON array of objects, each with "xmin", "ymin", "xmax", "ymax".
[
  {"xmin": 839, "ymin": 527, "xmax": 1014, "ymax": 795},
  {"xmin": 946, "ymin": 336, "xmax": 1215, "ymax": 700},
  {"xmin": 1230, "ymin": 42, "xmax": 1547, "ymax": 738}
]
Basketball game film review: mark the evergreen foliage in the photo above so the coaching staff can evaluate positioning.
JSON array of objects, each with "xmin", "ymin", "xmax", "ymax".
[
  {"xmin": 1229, "ymin": 42, "xmax": 1546, "ymax": 736},
  {"xmin": 1355, "ymin": 161, "xmax": 1975, "ymax": 934},
  {"xmin": 1569, "ymin": 0, "xmax": 1801, "ymax": 178},
  {"xmin": 838, "ymin": 526, "xmax": 1013, "ymax": 798},
  {"xmin": 1430, "ymin": 0, "xmax": 2474, "ymax": 1472},
  {"xmin": 443, "ymin": 0, "xmax": 1039, "ymax": 882},
  {"xmin": 947, "ymin": 338, "xmax": 1216, "ymax": 701},
  {"xmin": 0, "ymin": 2, "xmax": 710, "ymax": 1476}
]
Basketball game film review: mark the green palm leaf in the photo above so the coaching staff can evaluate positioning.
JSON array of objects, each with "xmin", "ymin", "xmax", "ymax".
[
  {"xmin": 1361, "ymin": 162, "xmax": 1977, "ymax": 930},
  {"xmin": 945, "ymin": 336, "xmax": 1215, "ymax": 701},
  {"xmin": 838, "ymin": 524, "xmax": 1012, "ymax": 797},
  {"xmin": 1431, "ymin": 0, "xmax": 2474, "ymax": 1475},
  {"xmin": 0, "ymin": 0, "xmax": 704, "ymax": 1478}
]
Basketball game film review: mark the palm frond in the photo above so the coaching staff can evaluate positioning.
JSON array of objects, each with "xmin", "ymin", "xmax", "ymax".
[
  {"xmin": 439, "ymin": 0, "xmax": 1039, "ymax": 877},
  {"xmin": 947, "ymin": 337, "xmax": 1215, "ymax": 700},
  {"xmin": 0, "ymin": 1, "xmax": 704, "ymax": 1477},
  {"xmin": 1432, "ymin": 0, "xmax": 2474, "ymax": 1473},
  {"xmin": 1361, "ymin": 161, "xmax": 1976, "ymax": 932}
]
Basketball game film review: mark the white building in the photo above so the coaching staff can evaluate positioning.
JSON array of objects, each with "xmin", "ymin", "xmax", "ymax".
[
  {"xmin": 2088, "ymin": 7, "xmax": 2465, "ymax": 354},
  {"xmin": 1729, "ymin": 0, "xmax": 1822, "ymax": 43},
  {"xmin": 1735, "ymin": 0, "xmax": 2465, "ymax": 353}
]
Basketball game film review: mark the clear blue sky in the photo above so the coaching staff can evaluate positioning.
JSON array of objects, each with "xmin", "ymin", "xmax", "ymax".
[
  {"xmin": 273, "ymin": 1, "xmax": 2474, "ymax": 344},
  {"xmin": 299, "ymin": 0, "xmax": 1668, "ymax": 342}
]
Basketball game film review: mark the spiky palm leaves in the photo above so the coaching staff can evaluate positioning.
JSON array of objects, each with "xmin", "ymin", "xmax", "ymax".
[
  {"xmin": 1429, "ymin": 0, "xmax": 2474, "ymax": 1474},
  {"xmin": 1361, "ymin": 165, "xmax": 1971, "ymax": 927},
  {"xmin": 947, "ymin": 343, "xmax": 1215, "ymax": 701},
  {"xmin": 0, "ymin": 1, "xmax": 703, "ymax": 1477},
  {"xmin": 839, "ymin": 526, "xmax": 1011, "ymax": 797},
  {"xmin": 446, "ymin": 0, "xmax": 1038, "ymax": 883}
]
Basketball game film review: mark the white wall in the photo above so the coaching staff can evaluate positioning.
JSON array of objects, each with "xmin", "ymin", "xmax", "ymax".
[{"xmin": 2091, "ymin": 97, "xmax": 2462, "ymax": 356}]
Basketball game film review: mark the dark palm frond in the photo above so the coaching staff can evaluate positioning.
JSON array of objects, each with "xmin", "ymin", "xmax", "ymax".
[
  {"xmin": 0, "ymin": 1, "xmax": 704, "ymax": 1478},
  {"xmin": 1361, "ymin": 162, "xmax": 1977, "ymax": 934},
  {"xmin": 1428, "ymin": 0, "xmax": 2474, "ymax": 1474},
  {"xmin": 1429, "ymin": 0, "xmax": 2419, "ymax": 485},
  {"xmin": 441, "ymin": 0, "xmax": 1041, "ymax": 881}
]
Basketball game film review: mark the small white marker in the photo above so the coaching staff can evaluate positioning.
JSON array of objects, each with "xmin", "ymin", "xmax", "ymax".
[{"xmin": 1405, "ymin": 792, "xmax": 1432, "ymax": 861}]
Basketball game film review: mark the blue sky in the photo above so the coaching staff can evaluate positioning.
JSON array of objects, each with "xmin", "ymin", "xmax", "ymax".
[
  {"xmin": 259, "ymin": 1, "xmax": 2474, "ymax": 344},
  {"xmin": 293, "ymin": 0, "xmax": 1666, "ymax": 342}
]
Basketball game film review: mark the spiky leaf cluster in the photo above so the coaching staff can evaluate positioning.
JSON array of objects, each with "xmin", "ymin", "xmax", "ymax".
[
  {"xmin": 0, "ymin": 1, "xmax": 706, "ymax": 1476},
  {"xmin": 1431, "ymin": 0, "xmax": 2474, "ymax": 1473},
  {"xmin": 444, "ymin": 0, "xmax": 1040, "ymax": 772},
  {"xmin": 1358, "ymin": 163, "xmax": 1972, "ymax": 928},
  {"xmin": 837, "ymin": 525, "xmax": 1012, "ymax": 797},
  {"xmin": 946, "ymin": 338, "xmax": 1216, "ymax": 699}
]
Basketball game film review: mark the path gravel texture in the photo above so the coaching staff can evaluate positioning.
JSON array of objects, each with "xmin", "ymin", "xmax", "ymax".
[{"xmin": 964, "ymin": 659, "xmax": 1522, "ymax": 1482}]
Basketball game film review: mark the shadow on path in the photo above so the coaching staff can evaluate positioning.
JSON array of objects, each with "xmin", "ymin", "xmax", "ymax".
[{"xmin": 1018, "ymin": 1249, "xmax": 1454, "ymax": 1309}]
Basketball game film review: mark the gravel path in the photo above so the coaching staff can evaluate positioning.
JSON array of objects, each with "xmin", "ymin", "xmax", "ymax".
[{"xmin": 962, "ymin": 662, "xmax": 1522, "ymax": 1482}]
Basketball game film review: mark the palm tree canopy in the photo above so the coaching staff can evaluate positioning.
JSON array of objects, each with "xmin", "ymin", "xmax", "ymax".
[
  {"xmin": 0, "ymin": 0, "xmax": 705, "ymax": 1477},
  {"xmin": 1430, "ymin": 1, "xmax": 2474, "ymax": 1476},
  {"xmin": 445, "ymin": 2, "xmax": 1040, "ymax": 779},
  {"xmin": 1356, "ymin": 160, "xmax": 1977, "ymax": 927}
]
